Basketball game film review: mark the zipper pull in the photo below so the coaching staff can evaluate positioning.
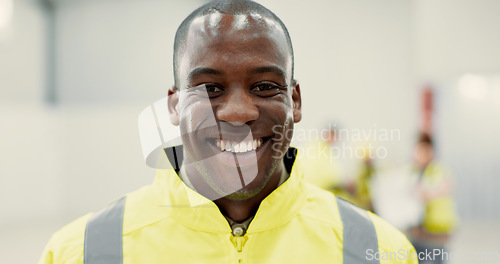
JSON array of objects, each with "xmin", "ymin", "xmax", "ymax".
[
  {"xmin": 230, "ymin": 226, "xmax": 247, "ymax": 252},
  {"xmin": 230, "ymin": 232, "xmax": 247, "ymax": 252},
  {"xmin": 229, "ymin": 222, "xmax": 249, "ymax": 262},
  {"xmin": 230, "ymin": 235, "xmax": 247, "ymax": 263},
  {"xmin": 234, "ymin": 236, "xmax": 244, "ymax": 252}
]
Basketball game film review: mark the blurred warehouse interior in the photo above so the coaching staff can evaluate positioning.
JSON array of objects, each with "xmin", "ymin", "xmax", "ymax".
[{"xmin": 1, "ymin": 0, "xmax": 499, "ymax": 263}]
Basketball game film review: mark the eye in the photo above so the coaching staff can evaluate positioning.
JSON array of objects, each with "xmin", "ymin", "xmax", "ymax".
[
  {"xmin": 204, "ymin": 84, "xmax": 223, "ymax": 93},
  {"xmin": 193, "ymin": 83, "xmax": 224, "ymax": 98},
  {"xmin": 250, "ymin": 82, "xmax": 285, "ymax": 97}
]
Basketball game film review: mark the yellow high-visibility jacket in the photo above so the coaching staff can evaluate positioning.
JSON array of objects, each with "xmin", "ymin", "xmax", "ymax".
[
  {"xmin": 39, "ymin": 148, "xmax": 417, "ymax": 264},
  {"xmin": 419, "ymin": 162, "xmax": 458, "ymax": 234}
]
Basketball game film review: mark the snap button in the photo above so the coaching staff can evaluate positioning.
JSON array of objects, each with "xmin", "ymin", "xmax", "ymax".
[{"xmin": 233, "ymin": 226, "xmax": 244, "ymax": 236}]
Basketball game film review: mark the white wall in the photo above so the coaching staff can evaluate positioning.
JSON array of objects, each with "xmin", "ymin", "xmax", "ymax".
[
  {"xmin": 0, "ymin": 0, "xmax": 46, "ymax": 103},
  {"xmin": 412, "ymin": 0, "xmax": 500, "ymax": 79},
  {"xmin": 55, "ymin": 0, "xmax": 206, "ymax": 104},
  {"xmin": 0, "ymin": 0, "xmax": 207, "ymax": 224},
  {"xmin": 52, "ymin": 0, "xmax": 207, "ymax": 221},
  {"xmin": 0, "ymin": 104, "xmax": 63, "ymax": 224},
  {"xmin": 260, "ymin": 0, "xmax": 416, "ymax": 165},
  {"xmin": 0, "ymin": 1, "xmax": 204, "ymax": 263},
  {"xmin": 412, "ymin": 0, "xmax": 500, "ymax": 220},
  {"xmin": 0, "ymin": 0, "xmax": 59, "ymax": 224},
  {"xmin": 0, "ymin": 1, "xmax": 61, "ymax": 263}
]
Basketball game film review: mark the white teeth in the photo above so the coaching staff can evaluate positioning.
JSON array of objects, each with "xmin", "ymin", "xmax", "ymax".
[
  {"xmin": 233, "ymin": 142, "xmax": 239, "ymax": 152},
  {"xmin": 215, "ymin": 138, "xmax": 265, "ymax": 153},
  {"xmin": 240, "ymin": 142, "xmax": 247, "ymax": 152}
]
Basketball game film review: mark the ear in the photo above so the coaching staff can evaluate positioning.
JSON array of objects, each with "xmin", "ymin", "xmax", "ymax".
[
  {"xmin": 291, "ymin": 80, "xmax": 302, "ymax": 123},
  {"xmin": 167, "ymin": 86, "xmax": 180, "ymax": 126}
]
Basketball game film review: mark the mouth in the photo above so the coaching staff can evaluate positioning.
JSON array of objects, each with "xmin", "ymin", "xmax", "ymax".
[{"xmin": 212, "ymin": 136, "xmax": 272, "ymax": 153}]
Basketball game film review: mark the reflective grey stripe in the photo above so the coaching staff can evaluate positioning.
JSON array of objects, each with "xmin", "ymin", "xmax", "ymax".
[
  {"xmin": 84, "ymin": 196, "xmax": 126, "ymax": 264},
  {"xmin": 336, "ymin": 197, "xmax": 380, "ymax": 264}
]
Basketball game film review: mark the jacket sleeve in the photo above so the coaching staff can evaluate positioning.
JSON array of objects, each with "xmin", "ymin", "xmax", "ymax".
[
  {"xmin": 368, "ymin": 212, "xmax": 420, "ymax": 264},
  {"xmin": 38, "ymin": 236, "xmax": 54, "ymax": 264},
  {"xmin": 399, "ymin": 239, "xmax": 419, "ymax": 264},
  {"xmin": 37, "ymin": 213, "xmax": 91, "ymax": 264}
]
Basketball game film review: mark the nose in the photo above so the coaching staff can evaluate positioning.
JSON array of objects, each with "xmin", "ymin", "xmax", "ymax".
[{"xmin": 215, "ymin": 88, "xmax": 259, "ymax": 126}]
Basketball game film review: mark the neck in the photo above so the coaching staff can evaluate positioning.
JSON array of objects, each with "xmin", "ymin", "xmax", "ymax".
[
  {"xmin": 214, "ymin": 165, "xmax": 285, "ymax": 222},
  {"xmin": 181, "ymin": 160, "xmax": 287, "ymax": 223}
]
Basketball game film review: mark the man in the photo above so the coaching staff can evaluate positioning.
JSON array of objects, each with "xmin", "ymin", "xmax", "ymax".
[
  {"xmin": 39, "ymin": 1, "xmax": 418, "ymax": 263},
  {"xmin": 407, "ymin": 133, "xmax": 457, "ymax": 264}
]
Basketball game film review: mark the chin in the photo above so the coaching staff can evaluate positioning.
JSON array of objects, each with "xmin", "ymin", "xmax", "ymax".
[
  {"xmin": 208, "ymin": 164, "xmax": 275, "ymax": 201},
  {"xmin": 222, "ymin": 186, "xmax": 264, "ymax": 201}
]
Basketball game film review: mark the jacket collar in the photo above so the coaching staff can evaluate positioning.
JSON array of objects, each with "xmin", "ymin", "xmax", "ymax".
[{"xmin": 152, "ymin": 146, "xmax": 306, "ymax": 234}]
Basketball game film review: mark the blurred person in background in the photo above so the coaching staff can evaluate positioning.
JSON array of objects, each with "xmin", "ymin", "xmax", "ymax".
[
  {"xmin": 407, "ymin": 132, "xmax": 458, "ymax": 264},
  {"xmin": 39, "ymin": 1, "xmax": 417, "ymax": 263},
  {"xmin": 352, "ymin": 143, "xmax": 377, "ymax": 212},
  {"xmin": 301, "ymin": 123, "xmax": 376, "ymax": 211},
  {"xmin": 301, "ymin": 123, "xmax": 344, "ymax": 191}
]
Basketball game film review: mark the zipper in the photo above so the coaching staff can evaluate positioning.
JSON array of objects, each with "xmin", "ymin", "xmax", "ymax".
[{"xmin": 230, "ymin": 234, "xmax": 248, "ymax": 263}]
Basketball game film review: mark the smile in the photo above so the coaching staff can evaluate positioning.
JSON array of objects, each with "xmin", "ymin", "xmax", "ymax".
[{"xmin": 215, "ymin": 137, "xmax": 268, "ymax": 153}]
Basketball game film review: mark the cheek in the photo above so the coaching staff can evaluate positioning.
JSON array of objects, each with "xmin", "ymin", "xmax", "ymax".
[
  {"xmin": 262, "ymin": 97, "xmax": 294, "ymax": 124},
  {"xmin": 179, "ymin": 93, "xmax": 216, "ymax": 132},
  {"xmin": 262, "ymin": 99, "xmax": 294, "ymax": 143}
]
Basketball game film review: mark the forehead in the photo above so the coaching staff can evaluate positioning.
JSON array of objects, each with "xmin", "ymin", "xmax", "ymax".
[
  {"xmin": 187, "ymin": 12, "xmax": 286, "ymax": 40},
  {"xmin": 178, "ymin": 12, "xmax": 292, "ymax": 83}
]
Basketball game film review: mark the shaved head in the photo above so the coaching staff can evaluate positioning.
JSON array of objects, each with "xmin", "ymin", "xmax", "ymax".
[{"xmin": 173, "ymin": 0, "xmax": 294, "ymax": 87}]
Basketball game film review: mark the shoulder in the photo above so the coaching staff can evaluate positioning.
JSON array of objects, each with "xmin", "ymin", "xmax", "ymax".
[
  {"xmin": 426, "ymin": 161, "xmax": 451, "ymax": 177},
  {"xmin": 39, "ymin": 212, "xmax": 91, "ymax": 264},
  {"xmin": 39, "ymin": 184, "xmax": 168, "ymax": 263},
  {"xmin": 368, "ymin": 212, "xmax": 417, "ymax": 260},
  {"xmin": 299, "ymin": 182, "xmax": 416, "ymax": 263},
  {"xmin": 298, "ymin": 182, "xmax": 343, "ymax": 229},
  {"xmin": 366, "ymin": 212, "xmax": 418, "ymax": 263}
]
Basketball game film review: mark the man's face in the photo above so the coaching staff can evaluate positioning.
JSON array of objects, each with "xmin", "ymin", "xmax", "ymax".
[{"xmin": 168, "ymin": 12, "xmax": 301, "ymax": 200}]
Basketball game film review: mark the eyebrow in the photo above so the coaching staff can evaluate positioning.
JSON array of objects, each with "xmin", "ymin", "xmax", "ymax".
[
  {"xmin": 186, "ymin": 65, "xmax": 287, "ymax": 83},
  {"xmin": 249, "ymin": 66, "xmax": 286, "ymax": 78},
  {"xmin": 187, "ymin": 67, "xmax": 223, "ymax": 83}
]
